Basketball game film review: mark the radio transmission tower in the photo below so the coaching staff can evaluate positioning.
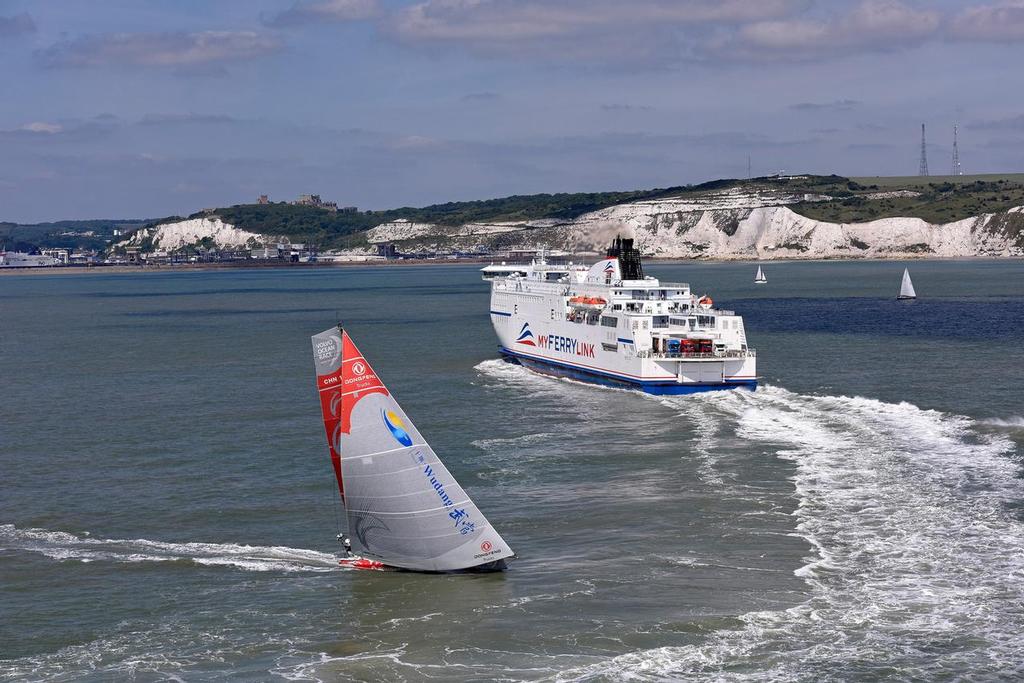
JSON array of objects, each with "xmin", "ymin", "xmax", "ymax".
[
  {"xmin": 952, "ymin": 124, "xmax": 963, "ymax": 176},
  {"xmin": 918, "ymin": 123, "xmax": 929, "ymax": 176}
]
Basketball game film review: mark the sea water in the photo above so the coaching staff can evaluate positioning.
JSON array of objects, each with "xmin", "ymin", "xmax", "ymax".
[{"xmin": 1, "ymin": 260, "xmax": 1022, "ymax": 681}]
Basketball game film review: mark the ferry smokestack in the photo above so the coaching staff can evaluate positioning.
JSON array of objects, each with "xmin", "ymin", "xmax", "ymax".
[{"xmin": 606, "ymin": 235, "xmax": 644, "ymax": 280}]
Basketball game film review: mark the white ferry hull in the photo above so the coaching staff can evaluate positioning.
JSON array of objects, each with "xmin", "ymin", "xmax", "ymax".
[
  {"xmin": 486, "ymin": 238, "xmax": 757, "ymax": 395},
  {"xmin": 491, "ymin": 312, "xmax": 756, "ymax": 395}
]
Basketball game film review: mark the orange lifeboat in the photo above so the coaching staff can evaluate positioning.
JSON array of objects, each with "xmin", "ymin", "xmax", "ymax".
[
  {"xmin": 568, "ymin": 296, "xmax": 607, "ymax": 310},
  {"xmin": 698, "ymin": 295, "xmax": 713, "ymax": 309}
]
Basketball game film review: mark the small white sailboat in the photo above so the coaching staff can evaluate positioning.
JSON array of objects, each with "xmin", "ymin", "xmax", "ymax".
[
  {"xmin": 754, "ymin": 265, "xmax": 767, "ymax": 284},
  {"xmin": 897, "ymin": 268, "xmax": 917, "ymax": 300},
  {"xmin": 311, "ymin": 325, "xmax": 514, "ymax": 572}
]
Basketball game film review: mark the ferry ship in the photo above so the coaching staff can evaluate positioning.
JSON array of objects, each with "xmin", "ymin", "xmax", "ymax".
[
  {"xmin": 0, "ymin": 250, "xmax": 61, "ymax": 268},
  {"xmin": 485, "ymin": 238, "xmax": 756, "ymax": 394}
]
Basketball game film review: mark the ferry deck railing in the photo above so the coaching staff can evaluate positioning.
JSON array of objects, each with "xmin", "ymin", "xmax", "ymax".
[{"xmin": 637, "ymin": 349, "xmax": 756, "ymax": 360}]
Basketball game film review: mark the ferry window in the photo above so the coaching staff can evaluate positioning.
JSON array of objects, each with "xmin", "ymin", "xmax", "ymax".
[
  {"xmin": 600, "ymin": 316, "xmax": 618, "ymax": 328},
  {"xmin": 613, "ymin": 304, "xmax": 622, "ymax": 311},
  {"xmin": 652, "ymin": 316, "xmax": 669, "ymax": 328}
]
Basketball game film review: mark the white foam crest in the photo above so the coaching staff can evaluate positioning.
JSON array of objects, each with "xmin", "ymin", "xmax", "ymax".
[
  {"xmin": 0, "ymin": 524, "xmax": 340, "ymax": 572},
  {"xmin": 658, "ymin": 395, "xmax": 729, "ymax": 487},
  {"xmin": 560, "ymin": 385, "xmax": 1024, "ymax": 681},
  {"xmin": 472, "ymin": 432, "xmax": 558, "ymax": 452},
  {"xmin": 979, "ymin": 416, "xmax": 1024, "ymax": 429},
  {"xmin": 473, "ymin": 358, "xmax": 633, "ymax": 398}
]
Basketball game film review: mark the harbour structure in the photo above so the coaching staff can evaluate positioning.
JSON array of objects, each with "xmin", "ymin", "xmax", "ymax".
[{"xmin": 485, "ymin": 238, "xmax": 757, "ymax": 394}]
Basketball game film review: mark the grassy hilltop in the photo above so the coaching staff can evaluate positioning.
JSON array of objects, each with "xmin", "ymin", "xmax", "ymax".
[
  {"xmin": 7, "ymin": 173, "xmax": 1024, "ymax": 252},
  {"xmin": 201, "ymin": 174, "xmax": 1024, "ymax": 248}
]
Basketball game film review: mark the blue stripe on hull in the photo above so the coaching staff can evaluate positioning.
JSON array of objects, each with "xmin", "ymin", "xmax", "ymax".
[{"xmin": 499, "ymin": 347, "xmax": 756, "ymax": 395}]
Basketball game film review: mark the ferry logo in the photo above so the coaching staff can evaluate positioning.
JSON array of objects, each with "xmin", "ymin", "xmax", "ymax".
[
  {"xmin": 382, "ymin": 409, "xmax": 413, "ymax": 447},
  {"xmin": 515, "ymin": 322, "xmax": 536, "ymax": 346},
  {"xmin": 603, "ymin": 260, "xmax": 615, "ymax": 272},
  {"xmin": 533, "ymin": 332, "xmax": 596, "ymax": 359}
]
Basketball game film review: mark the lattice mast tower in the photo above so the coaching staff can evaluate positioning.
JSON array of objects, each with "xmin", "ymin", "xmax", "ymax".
[
  {"xmin": 952, "ymin": 124, "xmax": 963, "ymax": 176},
  {"xmin": 918, "ymin": 123, "xmax": 929, "ymax": 176}
]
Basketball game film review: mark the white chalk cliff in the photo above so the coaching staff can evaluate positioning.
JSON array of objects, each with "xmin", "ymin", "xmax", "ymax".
[
  {"xmin": 366, "ymin": 188, "xmax": 1024, "ymax": 259},
  {"xmin": 118, "ymin": 218, "xmax": 270, "ymax": 251},
  {"xmin": 118, "ymin": 189, "xmax": 1024, "ymax": 260}
]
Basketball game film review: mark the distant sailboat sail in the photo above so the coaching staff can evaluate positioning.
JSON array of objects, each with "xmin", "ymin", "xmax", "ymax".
[
  {"xmin": 898, "ymin": 268, "xmax": 917, "ymax": 300},
  {"xmin": 311, "ymin": 326, "xmax": 514, "ymax": 572},
  {"xmin": 754, "ymin": 266, "xmax": 767, "ymax": 284}
]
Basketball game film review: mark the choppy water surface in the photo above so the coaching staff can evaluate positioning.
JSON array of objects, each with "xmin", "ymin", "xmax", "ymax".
[{"xmin": 2, "ymin": 260, "xmax": 1023, "ymax": 681}]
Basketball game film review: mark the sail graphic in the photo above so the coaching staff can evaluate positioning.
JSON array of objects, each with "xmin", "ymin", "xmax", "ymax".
[
  {"xmin": 898, "ymin": 268, "xmax": 916, "ymax": 299},
  {"xmin": 311, "ymin": 326, "xmax": 514, "ymax": 572}
]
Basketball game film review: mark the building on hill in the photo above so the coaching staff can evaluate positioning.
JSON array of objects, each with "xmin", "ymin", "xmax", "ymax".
[
  {"xmin": 294, "ymin": 193, "xmax": 339, "ymax": 212},
  {"xmin": 257, "ymin": 194, "xmax": 269, "ymax": 205}
]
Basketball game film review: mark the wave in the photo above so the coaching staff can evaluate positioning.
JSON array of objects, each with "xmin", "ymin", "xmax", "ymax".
[
  {"xmin": 0, "ymin": 524, "xmax": 341, "ymax": 573},
  {"xmin": 979, "ymin": 416, "xmax": 1024, "ymax": 429},
  {"xmin": 543, "ymin": 384, "xmax": 1024, "ymax": 681}
]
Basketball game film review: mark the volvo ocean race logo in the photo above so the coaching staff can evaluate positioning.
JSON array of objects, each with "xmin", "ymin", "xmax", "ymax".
[
  {"xmin": 515, "ymin": 322, "xmax": 536, "ymax": 346},
  {"xmin": 382, "ymin": 409, "xmax": 414, "ymax": 447},
  {"xmin": 314, "ymin": 337, "xmax": 339, "ymax": 364}
]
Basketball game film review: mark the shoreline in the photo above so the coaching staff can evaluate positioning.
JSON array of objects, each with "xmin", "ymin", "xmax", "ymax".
[{"xmin": 2, "ymin": 254, "xmax": 1021, "ymax": 276}]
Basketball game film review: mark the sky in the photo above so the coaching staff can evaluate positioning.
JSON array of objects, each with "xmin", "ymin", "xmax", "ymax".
[{"xmin": 1, "ymin": 0, "xmax": 1023, "ymax": 222}]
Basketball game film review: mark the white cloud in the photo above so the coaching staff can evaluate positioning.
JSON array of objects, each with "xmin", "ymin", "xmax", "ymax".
[
  {"xmin": 20, "ymin": 122, "xmax": 63, "ymax": 134},
  {"xmin": 790, "ymin": 99, "xmax": 860, "ymax": 112},
  {"xmin": 387, "ymin": 0, "xmax": 808, "ymax": 53},
  {"xmin": 949, "ymin": 1, "xmax": 1024, "ymax": 42},
  {"xmin": 37, "ymin": 31, "xmax": 281, "ymax": 68},
  {"xmin": 267, "ymin": 0, "xmax": 379, "ymax": 26},
  {"xmin": 717, "ymin": 0, "xmax": 941, "ymax": 61}
]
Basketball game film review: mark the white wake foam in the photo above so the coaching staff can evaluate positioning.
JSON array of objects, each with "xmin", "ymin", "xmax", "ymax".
[
  {"xmin": 0, "ymin": 524, "xmax": 341, "ymax": 572},
  {"xmin": 557, "ymin": 385, "xmax": 1024, "ymax": 681},
  {"xmin": 979, "ymin": 415, "xmax": 1024, "ymax": 429}
]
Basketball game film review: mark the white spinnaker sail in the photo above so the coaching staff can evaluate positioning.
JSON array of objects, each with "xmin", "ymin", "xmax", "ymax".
[
  {"xmin": 900, "ymin": 268, "xmax": 916, "ymax": 298},
  {"xmin": 312, "ymin": 326, "xmax": 514, "ymax": 572}
]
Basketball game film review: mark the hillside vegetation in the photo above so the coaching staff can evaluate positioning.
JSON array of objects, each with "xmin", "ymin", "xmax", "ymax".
[
  {"xmin": 9, "ymin": 174, "xmax": 1024, "ymax": 253},
  {"xmin": 791, "ymin": 175, "xmax": 1024, "ymax": 224},
  {"xmin": 1, "ymin": 219, "xmax": 147, "ymax": 251},
  {"xmin": 143, "ymin": 186, "xmax": 698, "ymax": 248},
  {"xmin": 196, "ymin": 175, "xmax": 1024, "ymax": 247}
]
